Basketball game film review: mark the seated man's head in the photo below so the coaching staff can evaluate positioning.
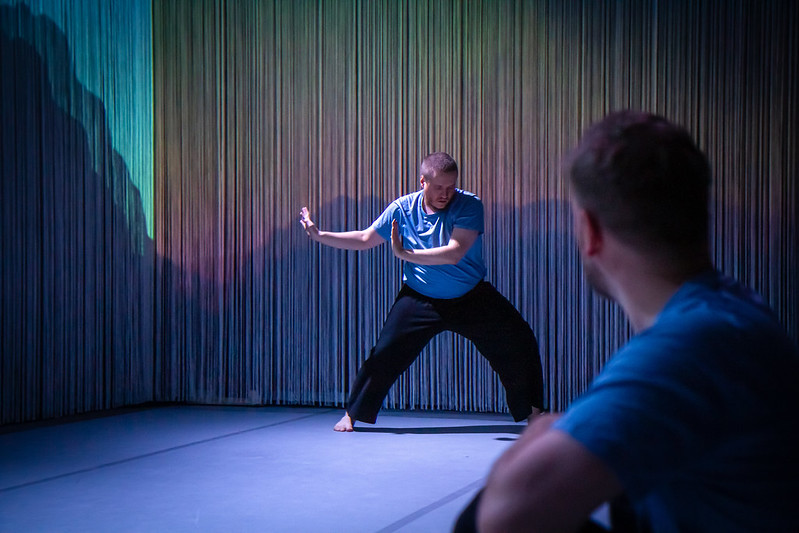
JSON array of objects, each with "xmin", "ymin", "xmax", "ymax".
[
  {"xmin": 420, "ymin": 152, "xmax": 459, "ymax": 212},
  {"xmin": 568, "ymin": 111, "xmax": 712, "ymax": 294}
]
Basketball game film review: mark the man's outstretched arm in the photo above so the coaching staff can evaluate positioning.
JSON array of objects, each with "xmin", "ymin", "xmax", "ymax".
[
  {"xmin": 390, "ymin": 220, "xmax": 478, "ymax": 265},
  {"xmin": 300, "ymin": 206, "xmax": 385, "ymax": 251},
  {"xmin": 476, "ymin": 416, "xmax": 623, "ymax": 533}
]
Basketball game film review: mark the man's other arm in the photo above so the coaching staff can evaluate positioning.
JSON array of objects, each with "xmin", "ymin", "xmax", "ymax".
[
  {"xmin": 477, "ymin": 416, "xmax": 623, "ymax": 533},
  {"xmin": 390, "ymin": 220, "xmax": 478, "ymax": 265}
]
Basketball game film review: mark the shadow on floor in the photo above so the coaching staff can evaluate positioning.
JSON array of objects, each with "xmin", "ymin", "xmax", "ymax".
[{"xmin": 355, "ymin": 424, "xmax": 524, "ymax": 435}]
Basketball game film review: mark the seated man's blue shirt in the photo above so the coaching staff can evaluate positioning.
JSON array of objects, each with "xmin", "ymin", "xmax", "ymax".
[
  {"xmin": 554, "ymin": 270, "xmax": 799, "ymax": 533},
  {"xmin": 370, "ymin": 189, "xmax": 486, "ymax": 299}
]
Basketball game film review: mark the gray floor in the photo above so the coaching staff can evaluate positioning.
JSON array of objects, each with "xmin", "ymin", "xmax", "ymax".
[{"xmin": 0, "ymin": 405, "xmax": 526, "ymax": 532}]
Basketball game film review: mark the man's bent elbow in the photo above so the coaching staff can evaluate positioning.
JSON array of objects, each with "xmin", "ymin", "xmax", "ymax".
[
  {"xmin": 444, "ymin": 245, "xmax": 468, "ymax": 264},
  {"xmin": 448, "ymin": 254, "xmax": 467, "ymax": 265},
  {"xmin": 477, "ymin": 463, "xmax": 552, "ymax": 533},
  {"xmin": 476, "ymin": 498, "xmax": 531, "ymax": 533}
]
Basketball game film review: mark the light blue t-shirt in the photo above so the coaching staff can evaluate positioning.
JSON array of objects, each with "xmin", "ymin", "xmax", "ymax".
[
  {"xmin": 370, "ymin": 189, "xmax": 486, "ymax": 299},
  {"xmin": 554, "ymin": 271, "xmax": 799, "ymax": 532}
]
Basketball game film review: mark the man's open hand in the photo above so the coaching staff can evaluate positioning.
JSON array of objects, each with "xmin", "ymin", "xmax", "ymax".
[
  {"xmin": 390, "ymin": 219, "xmax": 406, "ymax": 259},
  {"xmin": 300, "ymin": 207, "xmax": 318, "ymax": 239}
]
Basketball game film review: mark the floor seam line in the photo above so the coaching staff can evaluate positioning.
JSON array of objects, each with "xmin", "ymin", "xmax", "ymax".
[
  {"xmin": 373, "ymin": 478, "xmax": 484, "ymax": 533},
  {"xmin": 0, "ymin": 408, "xmax": 336, "ymax": 493}
]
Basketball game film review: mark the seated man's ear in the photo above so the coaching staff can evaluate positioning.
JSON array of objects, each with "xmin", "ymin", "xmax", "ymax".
[{"xmin": 575, "ymin": 207, "xmax": 603, "ymax": 257}]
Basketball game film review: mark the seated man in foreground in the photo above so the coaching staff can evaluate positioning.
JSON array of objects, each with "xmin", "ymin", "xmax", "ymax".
[{"xmin": 456, "ymin": 111, "xmax": 799, "ymax": 532}]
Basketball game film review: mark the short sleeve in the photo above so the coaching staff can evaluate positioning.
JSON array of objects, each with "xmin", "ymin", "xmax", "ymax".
[
  {"xmin": 553, "ymin": 325, "xmax": 732, "ymax": 497},
  {"xmin": 369, "ymin": 201, "xmax": 401, "ymax": 241},
  {"xmin": 452, "ymin": 194, "xmax": 484, "ymax": 233}
]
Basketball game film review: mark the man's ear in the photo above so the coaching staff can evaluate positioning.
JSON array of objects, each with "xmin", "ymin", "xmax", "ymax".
[
  {"xmin": 419, "ymin": 175, "xmax": 426, "ymax": 188},
  {"xmin": 576, "ymin": 208, "xmax": 603, "ymax": 256}
]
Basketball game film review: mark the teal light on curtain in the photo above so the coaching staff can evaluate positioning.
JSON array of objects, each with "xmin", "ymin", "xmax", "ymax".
[{"xmin": 1, "ymin": 0, "xmax": 154, "ymax": 424}]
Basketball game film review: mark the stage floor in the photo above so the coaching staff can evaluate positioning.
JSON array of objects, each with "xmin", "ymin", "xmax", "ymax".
[{"xmin": 0, "ymin": 405, "xmax": 525, "ymax": 532}]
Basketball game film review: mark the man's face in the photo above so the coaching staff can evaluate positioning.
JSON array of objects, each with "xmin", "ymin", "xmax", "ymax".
[{"xmin": 421, "ymin": 171, "xmax": 457, "ymax": 212}]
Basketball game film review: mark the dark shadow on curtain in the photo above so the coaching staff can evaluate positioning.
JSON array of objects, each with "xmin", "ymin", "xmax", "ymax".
[
  {"xmin": 180, "ymin": 194, "xmax": 391, "ymax": 405},
  {"xmin": 1, "ymin": 4, "xmax": 155, "ymax": 424},
  {"xmin": 245, "ymin": 195, "xmax": 590, "ymax": 413}
]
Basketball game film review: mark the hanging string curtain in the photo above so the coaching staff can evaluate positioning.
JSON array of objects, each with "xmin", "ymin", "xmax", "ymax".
[
  {"xmin": 1, "ymin": 0, "xmax": 796, "ymax": 426},
  {"xmin": 152, "ymin": 0, "xmax": 798, "ymax": 413}
]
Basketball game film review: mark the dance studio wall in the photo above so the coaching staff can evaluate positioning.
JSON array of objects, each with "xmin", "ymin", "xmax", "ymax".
[{"xmin": 1, "ymin": 0, "xmax": 797, "ymax": 425}]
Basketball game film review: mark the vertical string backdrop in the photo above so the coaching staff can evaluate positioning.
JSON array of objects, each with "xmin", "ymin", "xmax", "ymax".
[
  {"xmin": 144, "ymin": 0, "xmax": 795, "ymax": 414},
  {"xmin": 1, "ymin": 0, "xmax": 154, "ymax": 425},
  {"xmin": 2, "ymin": 0, "xmax": 794, "ymax": 428}
]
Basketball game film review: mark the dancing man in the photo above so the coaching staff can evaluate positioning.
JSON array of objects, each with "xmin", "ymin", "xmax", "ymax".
[{"xmin": 301, "ymin": 152, "xmax": 544, "ymax": 431}]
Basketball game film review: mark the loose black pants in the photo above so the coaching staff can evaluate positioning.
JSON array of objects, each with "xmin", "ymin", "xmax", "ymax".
[{"xmin": 346, "ymin": 281, "xmax": 544, "ymax": 424}]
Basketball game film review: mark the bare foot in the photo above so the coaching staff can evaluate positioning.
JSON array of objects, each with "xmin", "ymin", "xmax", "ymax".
[
  {"xmin": 527, "ymin": 407, "xmax": 542, "ymax": 424},
  {"xmin": 333, "ymin": 412, "xmax": 354, "ymax": 432}
]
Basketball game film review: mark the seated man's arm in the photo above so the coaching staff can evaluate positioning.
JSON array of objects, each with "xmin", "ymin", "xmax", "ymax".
[
  {"xmin": 390, "ymin": 221, "xmax": 478, "ymax": 265},
  {"xmin": 478, "ymin": 416, "xmax": 623, "ymax": 533}
]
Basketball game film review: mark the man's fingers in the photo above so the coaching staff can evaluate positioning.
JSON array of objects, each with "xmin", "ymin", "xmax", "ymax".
[
  {"xmin": 300, "ymin": 207, "xmax": 314, "ymax": 229},
  {"xmin": 299, "ymin": 207, "xmax": 312, "ymax": 234},
  {"xmin": 390, "ymin": 220, "xmax": 403, "ymax": 255}
]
